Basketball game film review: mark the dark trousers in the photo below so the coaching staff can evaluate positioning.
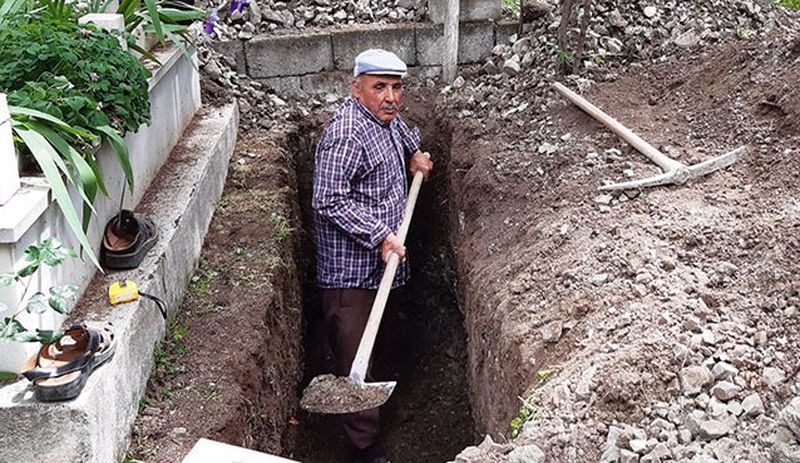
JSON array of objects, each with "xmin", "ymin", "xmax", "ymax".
[{"xmin": 321, "ymin": 288, "xmax": 380, "ymax": 451}]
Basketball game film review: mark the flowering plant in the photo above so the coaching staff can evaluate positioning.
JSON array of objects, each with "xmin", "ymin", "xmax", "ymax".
[{"xmin": 0, "ymin": 14, "xmax": 152, "ymax": 266}]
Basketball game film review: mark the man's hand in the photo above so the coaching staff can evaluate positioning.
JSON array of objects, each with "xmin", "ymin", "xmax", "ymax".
[
  {"xmin": 380, "ymin": 232, "xmax": 406, "ymax": 263},
  {"xmin": 410, "ymin": 150, "xmax": 434, "ymax": 180}
]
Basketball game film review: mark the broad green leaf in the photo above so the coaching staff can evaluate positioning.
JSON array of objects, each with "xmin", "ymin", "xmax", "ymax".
[
  {"xmin": 85, "ymin": 154, "xmax": 109, "ymax": 196},
  {"xmin": 14, "ymin": 126, "xmax": 101, "ymax": 270},
  {"xmin": 117, "ymin": 0, "xmax": 141, "ymax": 22},
  {"xmin": 49, "ymin": 285, "xmax": 77, "ymax": 314},
  {"xmin": 23, "ymin": 243, "xmax": 41, "ymax": 263},
  {"xmin": 0, "ymin": 273, "xmax": 16, "ymax": 287},
  {"xmin": 29, "ymin": 121, "xmax": 99, "ymax": 226},
  {"xmin": 50, "ymin": 284, "xmax": 77, "ymax": 299},
  {"xmin": 0, "ymin": 0, "xmax": 26, "ymax": 23},
  {"xmin": 9, "ymin": 106, "xmax": 95, "ymax": 140},
  {"xmin": 48, "ymin": 296, "xmax": 68, "ymax": 314},
  {"xmin": 0, "ymin": 318, "xmax": 26, "ymax": 341},
  {"xmin": 25, "ymin": 292, "xmax": 49, "ymax": 314},
  {"xmin": 35, "ymin": 236, "xmax": 77, "ymax": 267},
  {"xmin": 143, "ymin": 0, "xmax": 164, "ymax": 40},
  {"xmin": 17, "ymin": 262, "xmax": 40, "ymax": 278},
  {"xmin": 95, "ymin": 125, "xmax": 134, "ymax": 193},
  {"xmin": 158, "ymin": 7, "xmax": 205, "ymax": 22}
]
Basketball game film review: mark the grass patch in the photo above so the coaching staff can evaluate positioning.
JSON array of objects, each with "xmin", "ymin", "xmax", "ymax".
[
  {"xmin": 188, "ymin": 258, "xmax": 217, "ymax": 298},
  {"xmin": 509, "ymin": 368, "xmax": 556, "ymax": 439},
  {"xmin": 153, "ymin": 318, "xmax": 189, "ymax": 378},
  {"xmin": 778, "ymin": 0, "xmax": 800, "ymax": 10},
  {"xmin": 504, "ymin": 0, "xmax": 520, "ymax": 15},
  {"xmin": 270, "ymin": 212, "xmax": 294, "ymax": 243}
]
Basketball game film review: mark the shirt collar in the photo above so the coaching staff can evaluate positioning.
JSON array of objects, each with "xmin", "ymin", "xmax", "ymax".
[{"xmin": 350, "ymin": 97, "xmax": 394, "ymax": 128}]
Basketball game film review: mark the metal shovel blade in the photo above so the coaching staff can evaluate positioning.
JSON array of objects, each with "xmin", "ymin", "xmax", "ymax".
[{"xmin": 300, "ymin": 374, "xmax": 396, "ymax": 414}]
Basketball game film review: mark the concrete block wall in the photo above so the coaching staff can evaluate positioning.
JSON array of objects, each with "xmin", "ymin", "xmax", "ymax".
[{"xmin": 212, "ymin": 20, "xmax": 518, "ymax": 96}]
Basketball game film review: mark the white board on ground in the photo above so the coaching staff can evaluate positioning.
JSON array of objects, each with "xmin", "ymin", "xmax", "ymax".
[{"xmin": 182, "ymin": 438, "xmax": 300, "ymax": 463}]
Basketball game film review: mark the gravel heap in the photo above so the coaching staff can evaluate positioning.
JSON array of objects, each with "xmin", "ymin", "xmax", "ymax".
[
  {"xmin": 197, "ymin": 34, "xmax": 350, "ymax": 132},
  {"xmin": 204, "ymin": 0, "xmax": 429, "ymax": 40},
  {"xmin": 192, "ymin": 2, "xmax": 800, "ymax": 460},
  {"xmin": 439, "ymin": 2, "xmax": 800, "ymax": 463},
  {"xmin": 439, "ymin": 0, "xmax": 799, "ymax": 126}
]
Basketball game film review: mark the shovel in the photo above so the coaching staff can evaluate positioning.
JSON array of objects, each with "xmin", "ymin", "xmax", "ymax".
[{"xmin": 300, "ymin": 169, "xmax": 426, "ymax": 414}]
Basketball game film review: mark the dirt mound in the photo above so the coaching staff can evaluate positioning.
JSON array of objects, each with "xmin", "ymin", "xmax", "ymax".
[{"xmin": 442, "ymin": 24, "xmax": 800, "ymax": 463}]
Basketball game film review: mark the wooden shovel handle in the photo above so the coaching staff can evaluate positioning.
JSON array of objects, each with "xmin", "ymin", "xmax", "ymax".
[
  {"xmin": 349, "ymin": 170, "xmax": 425, "ymax": 383},
  {"xmin": 552, "ymin": 82, "xmax": 684, "ymax": 172}
]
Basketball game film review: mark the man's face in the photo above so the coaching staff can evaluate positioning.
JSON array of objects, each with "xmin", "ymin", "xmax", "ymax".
[{"xmin": 351, "ymin": 74, "xmax": 404, "ymax": 123}]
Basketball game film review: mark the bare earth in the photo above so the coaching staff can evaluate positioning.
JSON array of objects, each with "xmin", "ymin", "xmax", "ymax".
[{"xmin": 128, "ymin": 17, "xmax": 800, "ymax": 463}]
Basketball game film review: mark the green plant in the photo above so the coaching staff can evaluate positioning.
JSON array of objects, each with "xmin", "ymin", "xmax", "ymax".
[
  {"xmin": 0, "ymin": 15, "xmax": 152, "ymax": 267},
  {"xmin": 270, "ymin": 212, "xmax": 294, "ymax": 243},
  {"xmin": 777, "ymin": 0, "xmax": 800, "ymax": 10},
  {"xmin": 503, "ymin": 0, "xmax": 520, "ymax": 15},
  {"xmin": 153, "ymin": 318, "xmax": 189, "ymax": 377},
  {"xmin": 537, "ymin": 369, "xmax": 553, "ymax": 382},
  {"xmin": 509, "ymin": 393, "xmax": 539, "ymax": 439},
  {"xmin": 188, "ymin": 258, "xmax": 217, "ymax": 297},
  {"xmin": 556, "ymin": 49, "xmax": 574, "ymax": 65},
  {"xmin": 1, "ymin": 16, "xmax": 152, "ymax": 135},
  {"xmin": 0, "ymin": 238, "xmax": 77, "ymax": 344},
  {"xmin": 116, "ymin": 0, "xmax": 206, "ymax": 63},
  {"xmin": 736, "ymin": 27, "xmax": 753, "ymax": 40}
]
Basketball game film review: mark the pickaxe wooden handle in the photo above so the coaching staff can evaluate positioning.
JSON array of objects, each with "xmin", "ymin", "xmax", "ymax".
[{"xmin": 552, "ymin": 82, "xmax": 747, "ymax": 191}]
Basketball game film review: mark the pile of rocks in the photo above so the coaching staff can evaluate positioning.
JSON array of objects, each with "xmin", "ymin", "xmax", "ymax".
[
  {"xmin": 597, "ymin": 320, "xmax": 791, "ymax": 463},
  {"xmin": 440, "ymin": 0, "xmax": 798, "ymax": 124},
  {"xmin": 197, "ymin": 35, "xmax": 349, "ymax": 131},
  {"xmin": 205, "ymin": 0, "xmax": 428, "ymax": 41}
]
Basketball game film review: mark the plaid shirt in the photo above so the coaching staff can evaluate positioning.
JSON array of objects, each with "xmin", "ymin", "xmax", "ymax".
[{"xmin": 313, "ymin": 97, "xmax": 421, "ymax": 289}]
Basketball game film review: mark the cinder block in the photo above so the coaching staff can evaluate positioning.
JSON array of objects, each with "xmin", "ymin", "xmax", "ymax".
[
  {"xmin": 494, "ymin": 19, "xmax": 520, "ymax": 46},
  {"xmin": 300, "ymin": 71, "xmax": 352, "ymax": 97},
  {"xmin": 427, "ymin": 0, "xmax": 502, "ymax": 24},
  {"xmin": 331, "ymin": 24, "xmax": 417, "ymax": 71},
  {"xmin": 210, "ymin": 39, "xmax": 247, "ymax": 75},
  {"xmin": 258, "ymin": 76, "xmax": 303, "ymax": 98},
  {"xmin": 416, "ymin": 21, "xmax": 494, "ymax": 65},
  {"xmin": 246, "ymin": 32, "xmax": 333, "ymax": 78}
]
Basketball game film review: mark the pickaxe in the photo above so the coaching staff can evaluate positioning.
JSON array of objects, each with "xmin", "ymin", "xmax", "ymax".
[{"xmin": 552, "ymin": 82, "xmax": 747, "ymax": 191}]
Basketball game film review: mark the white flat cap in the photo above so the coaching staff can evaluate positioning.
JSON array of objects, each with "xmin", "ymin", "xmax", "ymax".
[{"xmin": 353, "ymin": 49, "xmax": 407, "ymax": 77}]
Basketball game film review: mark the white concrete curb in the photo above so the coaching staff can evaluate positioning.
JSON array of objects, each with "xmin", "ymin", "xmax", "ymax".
[{"xmin": 0, "ymin": 102, "xmax": 239, "ymax": 463}]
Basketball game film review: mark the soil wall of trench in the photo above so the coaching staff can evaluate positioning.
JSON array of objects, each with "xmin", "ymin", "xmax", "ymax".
[
  {"xmin": 126, "ymin": 94, "xmax": 536, "ymax": 462},
  {"xmin": 274, "ymin": 93, "xmax": 530, "ymax": 457}
]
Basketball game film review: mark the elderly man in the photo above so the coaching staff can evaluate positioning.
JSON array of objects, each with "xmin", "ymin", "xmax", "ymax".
[{"xmin": 311, "ymin": 49, "xmax": 433, "ymax": 463}]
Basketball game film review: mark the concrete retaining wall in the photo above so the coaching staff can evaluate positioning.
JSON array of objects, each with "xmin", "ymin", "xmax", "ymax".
[
  {"xmin": 0, "ymin": 102, "xmax": 239, "ymax": 463},
  {"xmin": 211, "ymin": 20, "xmax": 518, "ymax": 96},
  {"xmin": 0, "ymin": 43, "xmax": 201, "ymax": 375}
]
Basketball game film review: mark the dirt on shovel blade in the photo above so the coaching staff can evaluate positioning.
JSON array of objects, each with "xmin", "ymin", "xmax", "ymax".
[{"xmin": 300, "ymin": 374, "xmax": 394, "ymax": 414}]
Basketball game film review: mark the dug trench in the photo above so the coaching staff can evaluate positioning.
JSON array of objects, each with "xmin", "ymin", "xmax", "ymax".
[
  {"xmin": 288, "ymin": 98, "xmax": 477, "ymax": 462},
  {"xmin": 127, "ymin": 93, "xmax": 532, "ymax": 461}
]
